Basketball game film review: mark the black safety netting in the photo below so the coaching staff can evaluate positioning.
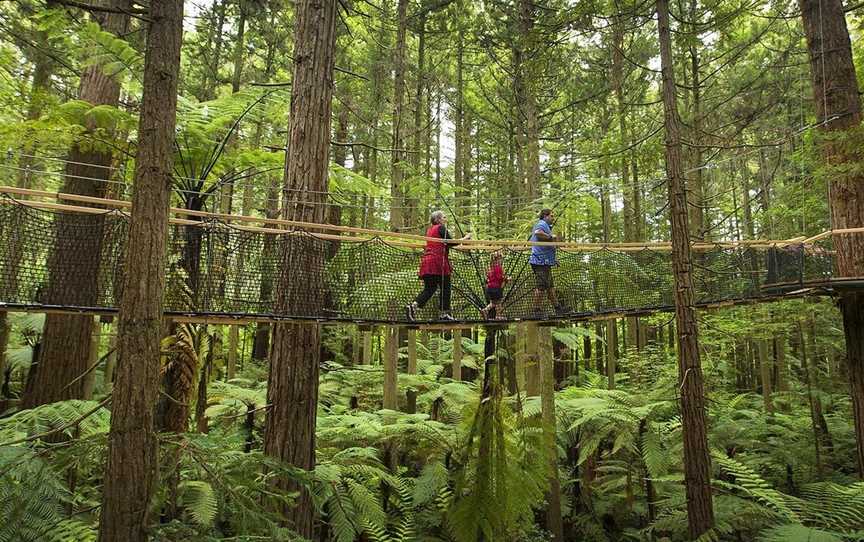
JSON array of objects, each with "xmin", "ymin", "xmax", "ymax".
[{"xmin": 0, "ymin": 200, "xmax": 837, "ymax": 324}]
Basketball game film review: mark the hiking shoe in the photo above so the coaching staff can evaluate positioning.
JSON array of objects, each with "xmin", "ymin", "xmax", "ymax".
[
  {"xmin": 439, "ymin": 312, "xmax": 456, "ymax": 321},
  {"xmin": 405, "ymin": 303, "xmax": 417, "ymax": 321},
  {"xmin": 554, "ymin": 305, "xmax": 570, "ymax": 316},
  {"xmin": 480, "ymin": 307, "xmax": 490, "ymax": 320}
]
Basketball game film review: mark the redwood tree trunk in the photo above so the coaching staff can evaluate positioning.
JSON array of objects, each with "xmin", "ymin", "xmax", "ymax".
[
  {"xmin": 23, "ymin": 0, "xmax": 131, "ymax": 409},
  {"xmin": 799, "ymin": 0, "xmax": 864, "ymax": 478},
  {"xmin": 262, "ymin": 0, "xmax": 337, "ymax": 537},
  {"xmin": 98, "ymin": 0, "xmax": 183, "ymax": 538},
  {"xmin": 656, "ymin": 0, "xmax": 715, "ymax": 536}
]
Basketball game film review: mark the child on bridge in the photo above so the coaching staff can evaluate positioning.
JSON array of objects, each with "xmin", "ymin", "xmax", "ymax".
[{"xmin": 480, "ymin": 250, "xmax": 506, "ymax": 320}]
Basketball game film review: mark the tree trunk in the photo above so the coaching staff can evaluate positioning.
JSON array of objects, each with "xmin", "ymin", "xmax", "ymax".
[
  {"xmin": 23, "ymin": 0, "xmax": 131, "ymax": 410},
  {"xmin": 227, "ymin": 324, "xmax": 238, "ymax": 379},
  {"xmin": 389, "ymin": 0, "xmax": 408, "ymax": 230},
  {"xmin": 606, "ymin": 319, "xmax": 617, "ymax": 389},
  {"xmin": 201, "ymin": 0, "xmax": 226, "ymax": 100},
  {"xmin": 612, "ymin": 14, "xmax": 633, "ymax": 242},
  {"xmin": 525, "ymin": 323, "xmax": 540, "ymax": 395},
  {"xmin": 656, "ymin": 0, "xmax": 715, "ymax": 536},
  {"xmin": 98, "ymin": 0, "xmax": 183, "ymax": 538},
  {"xmin": 230, "ymin": 0, "xmax": 247, "ymax": 94},
  {"xmin": 758, "ymin": 339, "xmax": 773, "ymax": 414},
  {"xmin": 452, "ymin": 329, "xmax": 463, "ymax": 381},
  {"xmin": 686, "ymin": 0, "xmax": 705, "ymax": 241},
  {"xmin": 538, "ymin": 326, "xmax": 563, "ymax": 539},
  {"xmin": 262, "ymin": 1, "xmax": 337, "ymax": 536},
  {"xmin": 799, "ymin": 0, "xmax": 864, "ymax": 479},
  {"xmin": 15, "ymin": 0, "xmax": 58, "ymax": 190},
  {"xmin": 384, "ymin": 326, "xmax": 398, "ymax": 409}
]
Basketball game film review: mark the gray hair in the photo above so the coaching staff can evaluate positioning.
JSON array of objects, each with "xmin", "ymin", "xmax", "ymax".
[{"xmin": 430, "ymin": 210, "xmax": 445, "ymax": 224}]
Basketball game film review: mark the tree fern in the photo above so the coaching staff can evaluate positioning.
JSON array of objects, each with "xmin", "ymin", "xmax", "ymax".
[{"xmin": 756, "ymin": 523, "xmax": 845, "ymax": 542}]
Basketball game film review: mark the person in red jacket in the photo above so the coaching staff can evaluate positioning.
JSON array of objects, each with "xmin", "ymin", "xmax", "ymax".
[
  {"xmin": 405, "ymin": 210, "xmax": 471, "ymax": 321},
  {"xmin": 480, "ymin": 250, "xmax": 507, "ymax": 320}
]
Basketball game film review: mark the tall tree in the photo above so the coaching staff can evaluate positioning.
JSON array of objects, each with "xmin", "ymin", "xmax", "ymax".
[
  {"xmin": 22, "ymin": 0, "xmax": 131, "ymax": 409},
  {"xmin": 262, "ymin": 0, "xmax": 338, "ymax": 536},
  {"xmin": 657, "ymin": 0, "xmax": 715, "ymax": 536},
  {"xmin": 98, "ymin": 0, "xmax": 184, "ymax": 538},
  {"xmin": 390, "ymin": 0, "xmax": 408, "ymax": 230},
  {"xmin": 799, "ymin": 0, "xmax": 864, "ymax": 477}
]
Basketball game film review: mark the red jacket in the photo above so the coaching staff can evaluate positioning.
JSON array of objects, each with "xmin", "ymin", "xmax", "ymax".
[
  {"xmin": 419, "ymin": 224, "xmax": 452, "ymax": 277},
  {"xmin": 487, "ymin": 262, "xmax": 505, "ymax": 288}
]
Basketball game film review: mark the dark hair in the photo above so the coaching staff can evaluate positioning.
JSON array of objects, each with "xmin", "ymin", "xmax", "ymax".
[{"xmin": 539, "ymin": 208, "xmax": 553, "ymax": 220}]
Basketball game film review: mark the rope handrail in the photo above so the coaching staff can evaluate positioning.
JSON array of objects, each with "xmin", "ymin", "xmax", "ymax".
[{"xmin": 0, "ymin": 185, "xmax": 827, "ymax": 252}]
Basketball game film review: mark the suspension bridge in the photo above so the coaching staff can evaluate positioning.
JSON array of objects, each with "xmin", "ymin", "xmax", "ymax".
[{"xmin": 0, "ymin": 185, "xmax": 849, "ymax": 327}]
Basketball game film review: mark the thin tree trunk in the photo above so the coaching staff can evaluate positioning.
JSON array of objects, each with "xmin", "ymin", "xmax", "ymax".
[
  {"xmin": 539, "ymin": 326, "xmax": 563, "ymax": 540},
  {"xmin": 452, "ymin": 329, "xmax": 463, "ymax": 381},
  {"xmin": 98, "ymin": 0, "xmax": 183, "ymax": 537},
  {"xmin": 525, "ymin": 323, "xmax": 540, "ymax": 395},
  {"xmin": 606, "ymin": 319, "xmax": 617, "ymax": 389},
  {"xmin": 389, "ymin": 0, "xmax": 408, "ymax": 230},
  {"xmin": 227, "ymin": 324, "xmax": 238, "ymax": 379},
  {"xmin": 799, "ymin": 0, "xmax": 864, "ymax": 479},
  {"xmin": 384, "ymin": 326, "xmax": 398, "ymax": 410},
  {"xmin": 262, "ymin": 1, "xmax": 337, "ymax": 536},
  {"xmin": 230, "ymin": 0, "xmax": 247, "ymax": 94},
  {"xmin": 758, "ymin": 339, "xmax": 773, "ymax": 414},
  {"xmin": 657, "ymin": 0, "xmax": 714, "ymax": 535}
]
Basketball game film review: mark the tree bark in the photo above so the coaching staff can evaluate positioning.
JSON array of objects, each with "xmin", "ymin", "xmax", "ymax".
[
  {"xmin": 262, "ymin": 0, "xmax": 337, "ymax": 536},
  {"xmin": 607, "ymin": 319, "xmax": 617, "ymax": 389},
  {"xmin": 452, "ymin": 329, "xmax": 463, "ymax": 381},
  {"xmin": 389, "ymin": 0, "xmax": 408, "ymax": 230},
  {"xmin": 384, "ymin": 326, "xmax": 398, "ymax": 410},
  {"xmin": 758, "ymin": 339, "xmax": 773, "ymax": 414},
  {"xmin": 799, "ymin": 0, "xmax": 864, "ymax": 479},
  {"xmin": 98, "ymin": 0, "xmax": 183, "ymax": 538},
  {"xmin": 657, "ymin": 0, "xmax": 715, "ymax": 536},
  {"xmin": 539, "ymin": 326, "xmax": 563, "ymax": 539},
  {"xmin": 230, "ymin": 0, "xmax": 247, "ymax": 94},
  {"xmin": 23, "ymin": 0, "xmax": 131, "ymax": 410}
]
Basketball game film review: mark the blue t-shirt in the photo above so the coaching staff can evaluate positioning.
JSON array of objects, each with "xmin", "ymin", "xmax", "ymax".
[{"xmin": 529, "ymin": 219, "xmax": 557, "ymax": 266}]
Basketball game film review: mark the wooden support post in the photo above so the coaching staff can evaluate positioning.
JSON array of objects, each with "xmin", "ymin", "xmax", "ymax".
[
  {"xmin": 362, "ymin": 329, "xmax": 372, "ymax": 365},
  {"xmin": 82, "ymin": 316, "xmax": 100, "ymax": 400},
  {"xmin": 606, "ymin": 319, "xmax": 617, "ymax": 389},
  {"xmin": 351, "ymin": 326, "xmax": 360, "ymax": 365},
  {"xmin": 384, "ymin": 327, "xmax": 398, "ymax": 410},
  {"xmin": 516, "ymin": 323, "xmax": 526, "ymax": 392},
  {"xmin": 452, "ymin": 329, "xmax": 462, "ymax": 381},
  {"xmin": 407, "ymin": 329, "xmax": 417, "ymax": 374},
  {"xmin": 775, "ymin": 334, "xmax": 788, "ymax": 393},
  {"xmin": 526, "ymin": 323, "xmax": 540, "ymax": 396},
  {"xmin": 406, "ymin": 329, "xmax": 418, "ymax": 413},
  {"xmin": 595, "ymin": 321, "xmax": 605, "ymax": 374},
  {"xmin": 539, "ymin": 326, "xmax": 563, "ymax": 539},
  {"xmin": 637, "ymin": 317, "xmax": 647, "ymax": 350},
  {"xmin": 627, "ymin": 316, "xmax": 638, "ymax": 352},
  {"xmin": 227, "ymin": 325, "xmax": 238, "ymax": 380},
  {"xmin": 104, "ymin": 322, "xmax": 118, "ymax": 392},
  {"xmin": 758, "ymin": 339, "xmax": 773, "ymax": 414}
]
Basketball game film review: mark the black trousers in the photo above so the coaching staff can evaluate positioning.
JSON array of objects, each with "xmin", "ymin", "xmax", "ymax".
[{"xmin": 415, "ymin": 274, "xmax": 451, "ymax": 311}]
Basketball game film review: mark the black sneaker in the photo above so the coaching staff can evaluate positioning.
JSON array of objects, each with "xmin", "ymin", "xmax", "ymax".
[
  {"xmin": 405, "ymin": 303, "xmax": 417, "ymax": 321},
  {"xmin": 555, "ymin": 305, "xmax": 570, "ymax": 316},
  {"xmin": 439, "ymin": 312, "xmax": 455, "ymax": 321}
]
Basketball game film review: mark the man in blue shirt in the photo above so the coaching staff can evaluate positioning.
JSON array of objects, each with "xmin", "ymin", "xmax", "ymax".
[{"xmin": 529, "ymin": 209, "xmax": 565, "ymax": 315}]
